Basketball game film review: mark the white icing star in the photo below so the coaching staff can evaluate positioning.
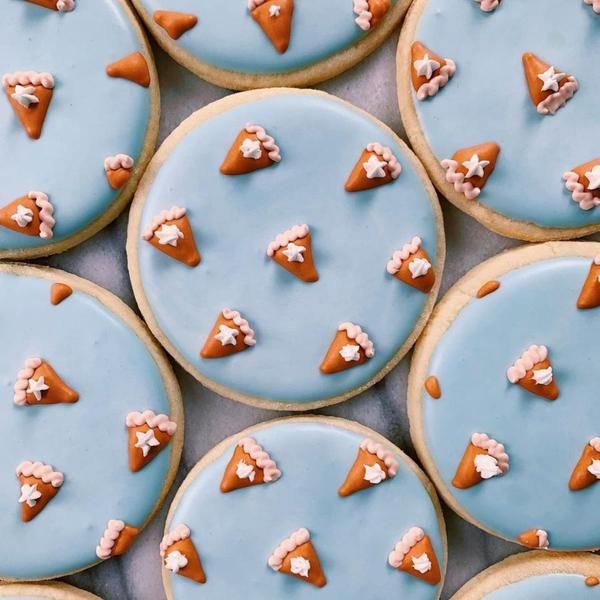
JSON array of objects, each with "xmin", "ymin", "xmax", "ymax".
[
  {"xmin": 155, "ymin": 224, "xmax": 183, "ymax": 247},
  {"xmin": 363, "ymin": 462, "xmax": 386, "ymax": 485},
  {"xmin": 290, "ymin": 556, "xmax": 311, "ymax": 578},
  {"xmin": 532, "ymin": 367, "xmax": 553, "ymax": 386},
  {"xmin": 363, "ymin": 154, "xmax": 388, "ymax": 179},
  {"xmin": 339, "ymin": 344, "xmax": 361, "ymax": 362},
  {"xmin": 585, "ymin": 165, "xmax": 600, "ymax": 191},
  {"xmin": 27, "ymin": 376, "xmax": 49, "ymax": 401},
  {"xmin": 537, "ymin": 66, "xmax": 566, "ymax": 93},
  {"xmin": 214, "ymin": 324, "xmax": 239, "ymax": 347},
  {"xmin": 412, "ymin": 553, "xmax": 432, "ymax": 574},
  {"xmin": 462, "ymin": 154, "xmax": 490, "ymax": 179},
  {"xmin": 165, "ymin": 550, "xmax": 188, "ymax": 574},
  {"xmin": 414, "ymin": 53, "xmax": 441, "ymax": 80},
  {"xmin": 588, "ymin": 459, "xmax": 600, "ymax": 480},
  {"xmin": 11, "ymin": 85, "xmax": 39, "ymax": 108},
  {"xmin": 240, "ymin": 138, "xmax": 262, "ymax": 160},
  {"xmin": 11, "ymin": 204, "xmax": 34, "ymax": 228},
  {"xmin": 409, "ymin": 257, "xmax": 432, "ymax": 279},
  {"xmin": 236, "ymin": 459, "xmax": 256, "ymax": 482},
  {"xmin": 135, "ymin": 429, "xmax": 160, "ymax": 457},
  {"xmin": 474, "ymin": 453, "xmax": 501, "ymax": 480},
  {"xmin": 19, "ymin": 483, "xmax": 42, "ymax": 508},
  {"xmin": 282, "ymin": 242, "xmax": 305, "ymax": 263},
  {"xmin": 269, "ymin": 4, "xmax": 281, "ymax": 16}
]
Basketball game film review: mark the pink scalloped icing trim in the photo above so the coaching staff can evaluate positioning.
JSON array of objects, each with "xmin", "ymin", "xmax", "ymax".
[
  {"xmin": 388, "ymin": 527, "xmax": 424, "ymax": 567},
  {"xmin": 2, "ymin": 71, "xmax": 55, "ymax": 89},
  {"xmin": 338, "ymin": 322, "xmax": 375, "ymax": 358},
  {"xmin": 13, "ymin": 357, "xmax": 43, "ymax": 406},
  {"xmin": 268, "ymin": 528, "xmax": 310, "ymax": 571},
  {"xmin": 387, "ymin": 237, "xmax": 422, "ymax": 275},
  {"xmin": 475, "ymin": 0, "xmax": 500, "ymax": 11},
  {"xmin": 441, "ymin": 159, "xmax": 480, "ymax": 200},
  {"xmin": 96, "ymin": 519, "xmax": 126, "ymax": 560},
  {"xmin": 247, "ymin": 0, "xmax": 267, "ymax": 9},
  {"xmin": 160, "ymin": 523, "xmax": 190, "ymax": 557},
  {"xmin": 585, "ymin": 0, "xmax": 600, "ymax": 14},
  {"xmin": 471, "ymin": 433, "xmax": 509, "ymax": 473},
  {"xmin": 238, "ymin": 437, "xmax": 282, "ymax": 482},
  {"xmin": 536, "ymin": 529, "xmax": 549, "ymax": 549},
  {"xmin": 222, "ymin": 308, "xmax": 256, "ymax": 346},
  {"xmin": 56, "ymin": 0, "xmax": 76, "ymax": 11},
  {"xmin": 267, "ymin": 224, "xmax": 309, "ymax": 256},
  {"xmin": 366, "ymin": 143, "xmax": 402, "ymax": 179},
  {"xmin": 125, "ymin": 410, "xmax": 177, "ymax": 435},
  {"xmin": 416, "ymin": 60, "xmax": 456, "ymax": 100},
  {"xmin": 16, "ymin": 461, "xmax": 64, "ymax": 487},
  {"xmin": 104, "ymin": 154, "xmax": 134, "ymax": 172},
  {"xmin": 590, "ymin": 437, "xmax": 600, "ymax": 452},
  {"xmin": 537, "ymin": 77, "xmax": 578, "ymax": 115},
  {"xmin": 29, "ymin": 191, "xmax": 55, "ymax": 239},
  {"xmin": 563, "ymin": 171, "xmax": 600, "ymax": 211},
  {"xmin": 360, "ymin": 438, "xmax": 398, "ymax": 476},
  {"xmin": 507, "ymin": 344, "xmax": 548, "ymax": 383},
  {"xmin": 245, "ymin": 123, "xmax": 281, "ymax": 162},
  {"xmin": 141, "ymin": 207, "xmax": 187, "ymax": 240},
  {"xmin": 353, "ymin": 0, "xmax": 374, "ymax": 30}
]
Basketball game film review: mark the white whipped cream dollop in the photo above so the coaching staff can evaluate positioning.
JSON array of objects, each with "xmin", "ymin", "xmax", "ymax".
[
  {"xmin": 532, "ymin": 367, "xmax": 553, "ymax": 386},
  {"xmin": 409, "ymin": 257, "xmax": 431, "ymax": 279},
  {"xmin": 135, "ymin": 429, "xmax": 160, "ymax": 457},
  {"xmin": 290, "ymin": 556, "xmax": 311, "ymax": 578},
  {"xmin": 214, "ymin": 324, "xmax": 239, "ymax": 347},
  {"xmin": 588, "ymin": 459, "xmax": 600, "ymax": 479},
  {"xmin": 155, "ymin": 224, "xmax": 183, "ymax": 247},
  {"xmin": 339, "ymin": 344, "xmax": 361, "ymax": 362},
  {"xmin": 19, "ymin": 483, "xmax": 42, "ymax": 508},
  {"xmin": 412, "ymin": 552, "xmax": 432, "ymax": 574},
  {"xmin": 165, "ymin": 550, "xmax": 188, "ymax": 574},
  {"xmin": 363, "ymin": 154, "xmax": 387, "ymax": 179},
  {"xmin": 282, "ymin": 242, "xmax": 305, "ymax": 263},
  {"xmin": 236, "ymin": 460, "xmax": 256, "ymax": 482},
  {"xmin": 240, "ymin": 138, "xmax": 262, "ymax": 160},
  {"xmin": 363, "ymin": 462, "xmax": 386, "ymax": 485},
  {"xmin": 474, "ymin": 453, "xmax": 502, "ymax": 480},
  {"xmin": 11, "ymin": 204, "xmax": 34, "ymax": 228}
]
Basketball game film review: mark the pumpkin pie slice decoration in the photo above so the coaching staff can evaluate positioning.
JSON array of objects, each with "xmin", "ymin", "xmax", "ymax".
[
  {"xmin": 345, "ymin": 142, "xmax": 401, "ymax": 192},
  {"xmin": 142, "ymin": 206, "xmax": 201, "ymax": 267},
  {"xmin": 267, "ymin": 224, "xmax": 319, "ymax": 283},
  {"xmin": 96, "ymin": 519, "xmax": 140, "ymax": 560},
  {"xmin": 354, "ymin": 0, "xmax": 391, "ymax": 30},
  {"xmin": 518, "ymin": 529, "xmax": 549, "ymax": 549},
  {"xmin": 441, "ymin": 142, "xmax": 500, "ymax": 200},
  {"xmin": 153, "ymin": 10, "xmax": 198, "ymax": 40},
  {"xmin": 104, "ymin": 154, "xmax": 134, "ymax": 190},
  {"xmin": 268, "ymin": 528, "xmax": 326, "ymax": 588},
  {"xmin": 411, "ymin": 42, "xmax": 456, "ymax": 101},
  {"xmin": 576, "ymin": 255, "xmax": 600, "ymax": 309},
  {"xmin": 221, "ymin": 436, "xmax": 281, "ymax": 493},
  {"xmin": 338, "ymin": 438, "xmax": 398, "ymax": 497},
  {"xmin": 388, "ymin": 527, "xmax": 441, "ymax": 585},
  {"xmin": 248, "ymin": 0, "xmax": 294, "ymax": 54},
  {"xmin": 16, "ymin": 461, "xmax": 64, "ymax": 522},
  {"xmin": 569, "ymin": 437, "xmax": 600, "ymax": 491},
  {"xmin": 220, "ymin": 123, "xmax": 281, "ymax": 175},
  {"xmin": 13, "ymin": 357, "xmax": 78, "ymax": 406},
  {"xmin": 0, "ymin": 191, "xmax": 55, "ymax": 240},
  {"xmin": 24, "ymin": 0, "xmax": 75, "ymax": 10},
  {"xmin": 452, "ymin": 432, "xmax": 509, "ymax": 489},
  {"xmin": 161, "ymin": 524, "xmax": 206, "ymax": 584},
  {"xmin": 320, "ymin": 322, "xmax": 375, "ymax": 374},
  {"xmin": 507, "ymin": 344, "xmax": 559, "ymax": 400},
  {"xmin": 563, "ymin": 158, "xmax": 600, "ymax": 211},
  {"xmin": 387, "ymin": 236, "xmax": 435, "ymax": 293},
  {"xmin": 125, "ymin": 410, "xmax": 177, "ymax": 472},
  {"xmin": 522, "ymin": 53, "xmax": 578, "ymax": 116},
  {"xmin": 106, "ymin": 52, "xmax": 151, "ymax": 88},
  {"xmin": 50, "ymin": 282, "xmax": 72, "ymax": 306},
  {"xmin": 201, "ymin": 308, "xmax": 256, "ymax": 359}
]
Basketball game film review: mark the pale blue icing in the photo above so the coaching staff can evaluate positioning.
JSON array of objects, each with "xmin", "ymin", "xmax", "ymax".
[
  {"xmin": 422, "ymin": 255, "xmax": 600, "ymax": 549},
  {"xmin": 0, "ymin": 270, "xmax": 174, "ymax": 580},
  {"xmin": 0, "ymin": 0, "xmax": 151, "ymax": 251},
  {"xmin": 135, "ymin": 93, "xmax": 440, "ymax": 404},
  {"xmin": 487, "ymin": 573, "xmax": 599, "ymax": 599},
  {"xmin": 166, "ymin": 420, "xmax": 445, "ymax": 599},
  {"xmin": 414, "ymin": 0, "xmax": 600, "ymax": 229},
  {"xmin": 137, "ymin": 0, "xmax": 396, "ymax": 73}
]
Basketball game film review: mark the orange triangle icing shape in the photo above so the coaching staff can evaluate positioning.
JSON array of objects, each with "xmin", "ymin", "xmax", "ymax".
[
  {"xmin": 24, "ymin": 0, "xmax": 75, "ymax": 10},
  {"xmin": 452, "ymin": 433, "xmax": 509, "ymax": 489},
  {"xmin": 354, "ymin": 0, "xmax": 391, "ymax": 30},
  {"xmin": 153, "ymin": 10, "xmax": 198, "ymax": 39},
  {"xmin": 517, "ymin": 529, "xmax": 549, "ymax": 549},
  {"xmin": 320, "ymin": 322, "xmax": 374, "ymax": 374},
  {"xmin": 388, "ymin": 527, "xmax": 441, "ymax": 585},
  {"xmin": 269, "ymin": 528, "xmax": 326, "ymax": 588},
  {"xmin": 506, "ymin": 345, "xmax": 559, "ymax": 400},
  {"xmin": 569, "ymin": 438, "xmax": 600, "ymax": 491},
  {"xmin": 577, "ymin": 256, "xmax": 600, "ymax": 308},
  {"xmin": 142, "ymin": 206, "xmax": 201, "ymax": 267},
  {"xmin": 249, "ymin": 0, "xmax": 294, "ymax": 53},
  {"xmin": 345, "ymin": 143, "xmax": 401, "ymax": 192},
  {"xmin": 424, "ymin": 375, "xmax": 441, "ymax": 399},
  {"xmin": 13, "ymin": 358, "xmax": 78, "ymax": 406},
  {"xmin": 161, "ymin": 524, "xmax": 207, "ymax": 584},
  {"xmin": 0, "ymin": 192, "xmax": 55, "ymax": 239},
  {"xmin": 338, "ymin": 438, "xmax": 398, "ymax": 497},
  {"xmin": 106, "ymin": 52, "xmax": 151, "ymax": 88},
  {"xmin": 104, "ymin": 154, "xmax": 134, "ymax": 190},
  {"xmin": 522, "ymin": 53, "xmax": 578, "ymax": 115},
  {"xmin": 411, "ymin": 41, "xmax": 456, "ymax": 100},
  {"xmin": 126, "ymin": 410, "xmax": 177, "ymax": 472},
  {"xmin": 387, "ymin": 236, "xmax": 435, "ymax": 293},
  {"xmin": 564, "ymin": 159, "xmax": 600, "ymax": 211},
  {"xmin": 267, "ymin": 224, "xmax": 319, "ymax": 283},
  {"xmin": 96, "ymin": 520, "xmax": 140, "ymax": 559},
  {"xmin": 200, "ymin": 308, "xmax": 257, "ymax": 359},
  {"xmin": 16, "ymin": 461, "xmax": 64, "ymax": 522},
  {"xmin": 220, "ymin": 123, "xmax": 281, "ymax": 175},
  {"xmin": 50, "ymin": 283, "xmax": 73, "ymax": 305}
]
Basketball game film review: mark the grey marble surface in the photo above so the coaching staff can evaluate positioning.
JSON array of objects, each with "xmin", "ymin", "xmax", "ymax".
[{"xmin": 35, "ymin": 30, "xmax": 574, "ymax": 600}]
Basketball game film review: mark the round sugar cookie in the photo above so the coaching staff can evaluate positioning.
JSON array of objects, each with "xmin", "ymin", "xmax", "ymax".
[
  {"xmin": 130, "ymin": 0, "xmax": 410, "ymax": 90},
  {"xmin": 0, "ymin": 582, "xmax": 100, "ymax": 600},
  {"xmin": 397, "ymin": 0, "xmax": 600, "ymax": 241},
  {"xmin": 160, "ymin": 416, "xmax": 447, "ymax": 599},
  {"xmin": 127, "ymin": 88, "xmax": 444, "ymax": 410},
  {"xmin": 450, "ymin": 551, "xmax": 600, "ymax": 599},
  {"xmin": 0, "ymin": 263, "xmax": 183, "ymax": 581},
  {"xmin": 0, "ymin": 0, "xmax": 159, "ymax": 259},
  {"xmin": 409, "ymin": 241, "xmax": 600, "ymax": 550}
]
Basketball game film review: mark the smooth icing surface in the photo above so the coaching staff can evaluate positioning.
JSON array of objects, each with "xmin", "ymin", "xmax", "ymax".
[
  {"xmin": 166, "ymin": 420, "xmax": 445, "ymax": 598},
  {"xmin": 423, "ymin": 256, "xmax": 600, "ymax": 548},
  {"xmin": 0, "ymin": 0, "xmax": 151, "ymax": 251},
  {"xmin": 414, "ymin": 0, "xmax": 600, "ymax": 228},
  {"xmin": 0, "ymin": 270, "xmax": 174, "ymax": 579},
  {"xmin": 135, "ymin": 93, "xmax": 440, "ymax": 404},
  {"xmin": 486, "ymin": 574, "xmax": 600, "ymax": 599},
  {"xmin": 137, "ymin": 0, "xmax": 396, "ymax": 73}
]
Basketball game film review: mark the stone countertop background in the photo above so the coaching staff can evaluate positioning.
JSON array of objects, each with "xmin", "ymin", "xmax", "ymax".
[{"xmin": 39, "ymin": 30, "xmax": 549, "ymax": 600}]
